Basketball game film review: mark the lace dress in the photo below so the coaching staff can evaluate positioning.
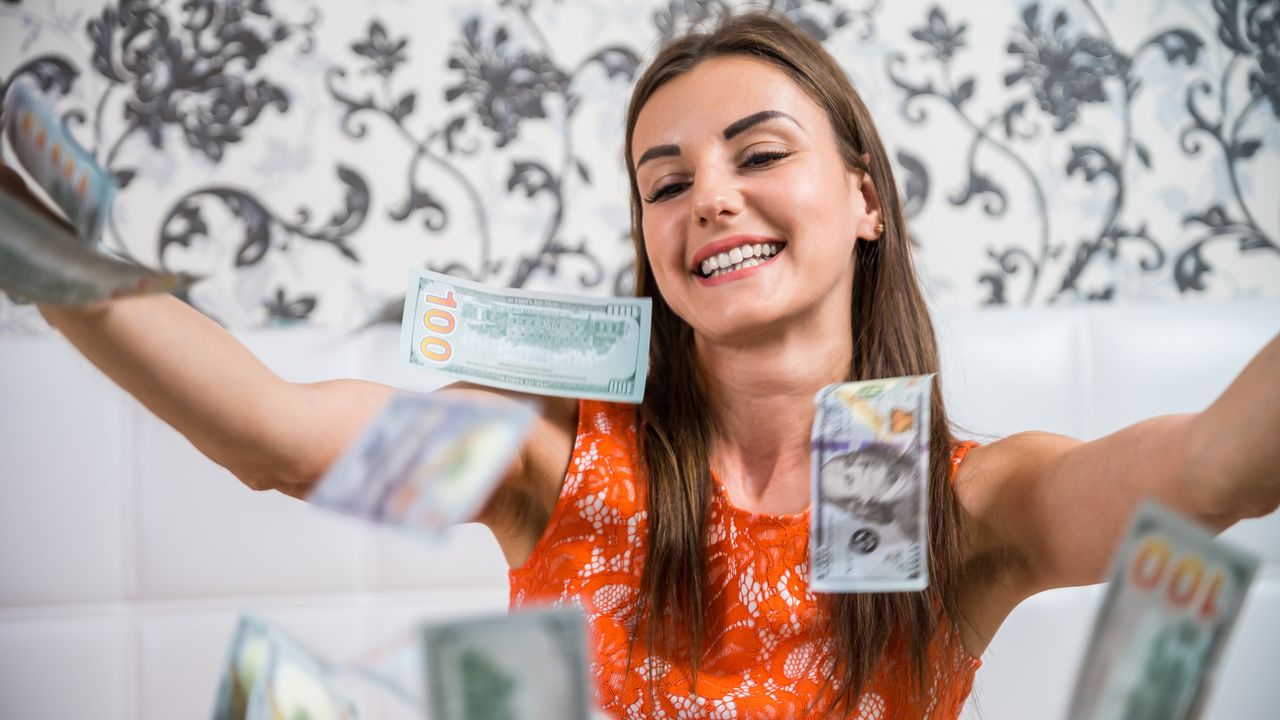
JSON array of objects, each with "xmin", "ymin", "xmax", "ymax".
[{"xmin": 510, "ymin": 400, "xmax": 982, "ymax": 719}]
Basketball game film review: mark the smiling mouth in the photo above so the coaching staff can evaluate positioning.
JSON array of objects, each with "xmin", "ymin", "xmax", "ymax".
[{"xmin": 696, "ymin": 242, "xmax": 785, "ymax": 279}]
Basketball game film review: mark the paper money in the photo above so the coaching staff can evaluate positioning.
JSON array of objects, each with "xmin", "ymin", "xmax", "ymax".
[
  {"xmin": 422, "ymin": 606, "xmax": 593, "ymax": 720},
  {"xmin": 307, "ymin": 392, "xmax": 535, "ymax": 536},
  {"xmin": 400, "ymin": 268, "xmax": 651, "ymax": 404},
  {"xmin": 211, "ymin": 616, "xmax": 356, "ymax": 720},
  {"xmin": 3, "ymin": 77, "xmax": 116, "ymax": 247},
  {"xmin": 1066, "ymin": 500, "xmax": 1259, "ymax": 720},
  {"xmin": 0, "ymin": 167, "xmax": 198, "ymax": 305},
  {"xmin": 810, "ymin": 375, "xmax": 934, "ymax": 593}
]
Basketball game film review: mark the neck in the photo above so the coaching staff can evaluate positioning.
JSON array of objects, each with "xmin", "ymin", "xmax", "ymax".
[{"xmin": 695, "ymin": 308, "xmax": 853, "ymax": 514}]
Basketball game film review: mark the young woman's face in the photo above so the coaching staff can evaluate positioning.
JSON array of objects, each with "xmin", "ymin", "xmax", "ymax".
[{"xmin": 631, "ymin": 55, "xmax": 881, "ymax": 343}]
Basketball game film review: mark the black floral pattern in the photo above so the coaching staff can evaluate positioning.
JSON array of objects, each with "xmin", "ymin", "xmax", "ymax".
[
  {"xmin": 1004, "ymin": 5, "xmax": 1126, "ymax": 132},
  {"xmin": 1, "ymin": 0, "xmax": 1275, "ymax": 330},
  {"xmin": 444, "ymin": 18, "xmax": 567, "ymax": 149}
]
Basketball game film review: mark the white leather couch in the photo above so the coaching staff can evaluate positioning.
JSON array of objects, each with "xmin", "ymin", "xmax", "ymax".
[{"xmin": 0, "ymin": 300, "xmax": 1276, "ymax": 719}]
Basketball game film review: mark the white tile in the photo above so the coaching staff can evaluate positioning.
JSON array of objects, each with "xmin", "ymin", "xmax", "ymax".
[
  {"xmin": 963, "ymin": 584, "xmax": 1104, "ymax": 720},
  {"xmin": 1219, "ymin": 512, "xmax": 1280, "ymax": 565},
  {"xmin": 139, "ymin": 601, "xmax": 375, "ymax": 720},
  {"xmin": 1084, "ymin": 301, "xmax": 1280, "ymax": 439},
  {"xmin": 0, "ymin": 339, "xmax": 129, "ymax": 605},
  {"xmin": 134, "ymin": 412, "xmax": 371, "ymax": 598},
  {"xmin": 0, "ymin": 613, "xmax": 133, "ymax": 720},
  {"xmin": 935, "ymin": 307, "xmax": 1089, "ymax": 440},
  {"xmin": 372, "ymin": 522, "xmax": 510, "ymax": 592}
]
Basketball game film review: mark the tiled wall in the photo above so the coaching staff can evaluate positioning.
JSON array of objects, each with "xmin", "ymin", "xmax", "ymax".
[{"xmin": 1, "ymin": 302, "xmax": 1277, "ymax": 719}]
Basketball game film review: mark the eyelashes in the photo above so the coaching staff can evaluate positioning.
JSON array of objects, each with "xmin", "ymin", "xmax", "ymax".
[{"xmin": 643, "ymin": 150, "xmax": 792, "ymax": 204}]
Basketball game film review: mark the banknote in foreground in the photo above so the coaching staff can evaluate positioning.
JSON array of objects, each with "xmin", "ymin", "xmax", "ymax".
[
  {"xmin": 308, "ymin": 392, "xmax": 534, "ymax": 536},
  {"xmin": 1066, "ymin": 500, "xmax": 1259, "ymax": 720},
  {"xmin": 810, "ymin": 375, "xmax": 934, "ymax": 592},
  {"xmin": 3, "ymin": 77, "xmax": 116, "ymax": 247},
  {"xmin": 400, "ymin": 268, "xmax": 651, "ymax": 404},
  {"xmin": 422, "ymin": 606, "xmax": 593, "ymax": 720},
  {"xmin": 0, "ymin": 167, "xmax": 198, "ymax": 304},
  {"xmin": 210, "ymin": 615, "xmax": 356, "ymax": 720}
]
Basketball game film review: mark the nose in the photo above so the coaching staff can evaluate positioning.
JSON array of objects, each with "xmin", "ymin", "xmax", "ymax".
[{"xmin": 691, "ymin": 169, "xmax": 743, "ymax": 226}]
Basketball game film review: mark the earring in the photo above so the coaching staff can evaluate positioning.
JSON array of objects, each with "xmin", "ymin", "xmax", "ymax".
[{"xmin": 875, "ymin": 222, "xmax": 885, "ymax": 237}]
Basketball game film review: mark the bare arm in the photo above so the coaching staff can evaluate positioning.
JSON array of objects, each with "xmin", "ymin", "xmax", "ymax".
[
  {"xmin": 38, "ymin": 295, "xmax": 579, "ymax": 566},
  {"xmin": 39, "ymin": 295, "xmax": 397, "ymax": 496},
  {"xmin": 957, "ymin": 333, "xmax": 1280, "ymax": 649}
]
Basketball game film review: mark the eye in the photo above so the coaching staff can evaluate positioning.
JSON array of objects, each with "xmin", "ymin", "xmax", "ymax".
[
  {"xmin": 645, "ymin": 181, "xmax": 689, "ymax": 204},
  {"xmin": 741, "ymin": 149, "xmax": 790, "ymax": 168}
]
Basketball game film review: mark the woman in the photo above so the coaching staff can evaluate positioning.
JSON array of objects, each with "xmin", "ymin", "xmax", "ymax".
[{"xmin": 32, "ymin": 10, "xmax": 1280, "ymax": 720}]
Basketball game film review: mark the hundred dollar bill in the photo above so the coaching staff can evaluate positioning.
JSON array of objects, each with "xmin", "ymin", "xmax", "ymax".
[
  {"xmin": 211, "ymin": 616, "xmax": 356, "ymax": 720},
  {"xmin": 1066, "ymin": 500, "xmax": 1259, "ymax": 720},
  {"xmin": 3, "ymin": 77, "xmax": 116, "ymax": 247},
  {"xmin": 400, "ymin": 268, "xmax": 651, "ymax": 404},
  {"xmin": 308, "ymin": 392, "xmax": 534, "ymax": 536},
  {"xmin": 0, "ymin": 167, "xmax": 198, "ymax": 304},
  {"xmin": 810, "ymin": 375, "xmax": 934, "ymax": 593},
  {"xmin": 422, "ymin": 607, "xmax": 593, "ymax": 720}
]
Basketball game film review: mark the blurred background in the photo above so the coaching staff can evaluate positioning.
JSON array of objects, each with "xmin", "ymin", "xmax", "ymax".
[{"xmin": 0, "ymin": 0, "xmax": 1277, "ymax": 718}]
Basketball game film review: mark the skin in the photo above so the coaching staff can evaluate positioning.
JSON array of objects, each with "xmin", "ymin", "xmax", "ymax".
[{"xmin": 34, "ymin": 54, "xmax": 1280, "ymax": 664}]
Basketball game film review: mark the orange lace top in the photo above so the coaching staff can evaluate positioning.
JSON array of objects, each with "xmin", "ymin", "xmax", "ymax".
[{"xmin": 509, "ymin": 401, "xmax": 981, "ymax": 719}]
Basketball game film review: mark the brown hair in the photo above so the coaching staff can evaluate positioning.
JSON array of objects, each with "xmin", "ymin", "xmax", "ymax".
[{"xmin": 623, "ymin": 10, "xmax": 970, "ymax": 714}]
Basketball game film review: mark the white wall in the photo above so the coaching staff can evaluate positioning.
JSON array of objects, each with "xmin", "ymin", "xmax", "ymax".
[{"xmin": 1, "ymin": 301, "xmax": 1277, "ymax": 718}]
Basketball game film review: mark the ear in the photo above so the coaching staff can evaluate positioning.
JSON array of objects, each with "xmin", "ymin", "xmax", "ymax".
[{"xmin": 848, "ymin": 153, "xmax": 883, "ymax": 241}]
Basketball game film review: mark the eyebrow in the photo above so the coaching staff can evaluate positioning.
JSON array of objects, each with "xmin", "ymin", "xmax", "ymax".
[{"xmin": 634, "ymin": 110, "xmax": 801, "ymax": 169}]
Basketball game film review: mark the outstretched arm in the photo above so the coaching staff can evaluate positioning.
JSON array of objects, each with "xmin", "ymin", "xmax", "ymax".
[
  {"xmin": 959, "ymin": 332, "xmax": 1280, "ymax": 612},
  {"xmin": 40, "ymin": 296, "xmax": 397, "ymax": 497}
]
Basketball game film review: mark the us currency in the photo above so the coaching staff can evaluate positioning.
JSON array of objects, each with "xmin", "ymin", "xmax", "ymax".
[
  {"xmin": 308, "ymin": 392, "xmax": 535, "ymax": 536},
  {"xmin": 400, "ymin": 268, "xmax": 651, "ymax": 404},
  {"xmin": 211, "ymin": 616, "xmax": 356, "ymax": 720},
  {"xmin": 422, "ymin": 607, "xmax": 593, "ymax": 720},
  {"xmin": 1066, "ymin": 500, "xmax": 1259, "ymax": 720},
  {"xmin": 3, "ymin": 77, "xmax": 116, "ymax": 247},
  {"xmin": 0, "ymin": 167, "xmax": 198, "ymax": 305},
  {"xmin": 810, "ymin": 375, "xmax": 934, "ymax": 593}
]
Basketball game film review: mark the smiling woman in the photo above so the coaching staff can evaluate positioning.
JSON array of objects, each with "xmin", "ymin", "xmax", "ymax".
[{"xmin": 20, "ymin": 5, "xmax": 1280, "ymax": 720}]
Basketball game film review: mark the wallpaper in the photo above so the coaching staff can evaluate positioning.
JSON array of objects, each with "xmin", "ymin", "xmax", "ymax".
[{"xmin": 0, "ymin": 0, "xmax": 1276, "ymax": 334}]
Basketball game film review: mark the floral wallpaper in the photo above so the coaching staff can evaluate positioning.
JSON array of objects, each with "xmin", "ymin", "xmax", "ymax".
[{"xmin": 0, "ymin": 0, "xmax": 1276, "ymax": 334}]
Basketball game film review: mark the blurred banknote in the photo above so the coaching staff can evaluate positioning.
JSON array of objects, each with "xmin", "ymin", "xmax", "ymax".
[
  {"xmin": 308, "ymin": 392, "xmax": 535, "ymax": 536},
  {"xmin": 422, "ymin": 607, "xmax": 593, "ymax": 720},
  {"xmin": 3, "ymin": 77, "xmax": 115, "ymax": 246},
  {"xmin": 0, "ymin": 81, "xmax": 197, "ymax": 304},
  {"xmin": 1066, "ymin": 500, "xmax": 1259, "ymax": 720},
  {"xmin": 400, "ymin": 268, "xmax": 651, "ymax": 404},
  {"xmin": 211, "ymin": 615, "xmax": 356, "ymax": 720},
  {"xmin": 810, "ymin": 375, "xmax": 933, "ymax": 592}
]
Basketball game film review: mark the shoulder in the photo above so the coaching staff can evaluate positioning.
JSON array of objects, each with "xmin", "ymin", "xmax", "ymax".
[
  {"xmin": 952, "ymin": 431, "xmax": 1083, "ymax": 557},
  {"xmin": 950, "ymin": 431, "xmax": 1083, "ymax": 655}
]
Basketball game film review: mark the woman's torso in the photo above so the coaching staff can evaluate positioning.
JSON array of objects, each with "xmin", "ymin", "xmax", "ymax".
[{"xmin": 509, "ymin": 400, "xmax": 980, "ymax": 719}]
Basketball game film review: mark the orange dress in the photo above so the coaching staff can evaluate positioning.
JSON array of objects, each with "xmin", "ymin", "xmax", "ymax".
[{"xmin": 510, "ymin": 401, "xmax": 981, "ymax": 719}]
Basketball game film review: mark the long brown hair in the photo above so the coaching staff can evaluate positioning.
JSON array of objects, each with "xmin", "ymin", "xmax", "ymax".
[{"xmin": 623, "ymin": 10, "xmax": 970, "ymax": 714}]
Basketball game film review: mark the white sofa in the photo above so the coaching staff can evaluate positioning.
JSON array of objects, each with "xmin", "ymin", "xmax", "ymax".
[{"xmin": 0, "ymin": 300, "xmax": 1276, "ymax": 719}]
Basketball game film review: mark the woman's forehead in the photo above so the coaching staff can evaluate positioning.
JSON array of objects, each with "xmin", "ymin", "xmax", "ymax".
[{"xmin": 631, "ymin": 55, "xmax": 824, "ymax": 155}]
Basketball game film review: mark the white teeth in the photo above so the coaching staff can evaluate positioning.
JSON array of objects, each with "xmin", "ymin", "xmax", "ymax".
[{"xmin": 698, "ymin": 242, "xmax": 784, "ymax": 278}]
